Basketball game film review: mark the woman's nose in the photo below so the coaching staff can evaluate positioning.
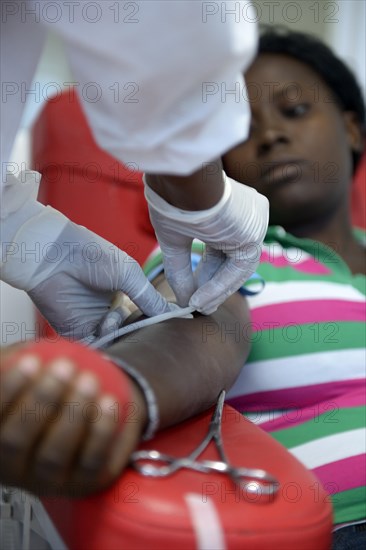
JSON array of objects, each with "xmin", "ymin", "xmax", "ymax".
[{"xmin": 256, "ymin": 122, "xmax": 289, "ymax": 156}]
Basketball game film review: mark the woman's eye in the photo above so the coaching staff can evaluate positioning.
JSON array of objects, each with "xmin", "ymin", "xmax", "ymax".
[{"xmin": 282, "ymin": 103, "xmax": 310, "ymax": 117}]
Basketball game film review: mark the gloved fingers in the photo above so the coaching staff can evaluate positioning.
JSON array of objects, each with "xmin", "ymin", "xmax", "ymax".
[
  {"xmin": 1, "ymin": 170, "xmax": 41, "ymax": 218},
  {"xmin": 98, "ymin": 307, "xmax": 130, "ymax": 338},
  {"xmin": 189, "ymin": 258, "xmax": 255, "ymax": 314},
  {"xmin": 28, "ymin": 275, "xmax": 114, "ymax": 341},
  {"xmin": 161, "ymin": 247, "xmax": 196, "ymax": 307},
  {"xmin": 119, "ymin": 261, "xmax": 171, "ymax": 318},
  {"xmin": 72, "ymin": 247, "xmax": 170, "ymax": 319},
  {"xmin": 98, "ymin": 292, "xmax": 138, "ymax": 337},
  {"xmin": 193, "ymin": 245, "xmax": 226, "ymax": 288}
]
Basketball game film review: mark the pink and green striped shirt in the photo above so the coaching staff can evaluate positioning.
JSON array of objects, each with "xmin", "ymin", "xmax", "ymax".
[{"xmin": 143, "ymin": 226, "xmax": 366, "ymax": 526}]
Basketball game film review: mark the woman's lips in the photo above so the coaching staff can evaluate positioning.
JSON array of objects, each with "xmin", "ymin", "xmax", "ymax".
[{"xmin": 261, "ymin": 160, "xmax": 305, "ymax": 185}]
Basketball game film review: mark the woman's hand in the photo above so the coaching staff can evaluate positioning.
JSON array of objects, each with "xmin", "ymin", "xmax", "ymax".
[{"xmin": 0, "ymin": 345, "xmax": 145, "ymax": 497}]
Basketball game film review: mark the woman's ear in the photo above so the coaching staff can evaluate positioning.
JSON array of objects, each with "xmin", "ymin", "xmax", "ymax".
[{"xmin": 343, "ymin": 111, "xmax": 365, "ymax": 154}]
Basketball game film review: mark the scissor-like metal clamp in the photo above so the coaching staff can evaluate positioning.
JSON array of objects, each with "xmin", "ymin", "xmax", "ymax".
[{"xmin": 131, "ymin": 390, "xmax": 279, "ymax": 497}]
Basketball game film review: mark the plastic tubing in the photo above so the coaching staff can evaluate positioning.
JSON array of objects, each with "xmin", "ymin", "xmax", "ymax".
[{"xmin": 84, "ymin": 306, "xmax": 196, "ymax": 349}]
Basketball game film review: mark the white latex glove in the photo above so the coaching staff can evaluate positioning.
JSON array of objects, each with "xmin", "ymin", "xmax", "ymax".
[
  {"xmin": 1, "ymin": 171, "xmax": 170, "ymax": 340},
  {"xmin": 144, "ymin": 174, "xmax": 269, "ymax": 314}
]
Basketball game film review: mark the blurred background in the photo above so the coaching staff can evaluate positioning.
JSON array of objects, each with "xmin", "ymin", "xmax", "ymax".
[{"xmin": 2, "ymin": 0, "xmax": 365, "ymax": 346}]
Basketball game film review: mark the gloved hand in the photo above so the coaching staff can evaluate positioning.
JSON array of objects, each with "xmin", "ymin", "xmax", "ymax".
[
  {"xmin": 1, "ymin": 171, "xmax": 170, "ymax": 340},
  {"xmin": 144, "ymin": 173, "xmax": 269, "ymax": 314}
]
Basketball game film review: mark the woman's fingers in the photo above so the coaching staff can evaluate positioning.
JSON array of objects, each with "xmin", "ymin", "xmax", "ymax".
[
  {"xmin": 0, "ymin": 358, "xmax": 75, "ymax": 485},
  {"xmin": 32, "ymin": 372, "xmax": 101, "ymax": 491},
  {"xmin": 0, "ymin": 354, "xmax": 41, "ymax": 421},
  {"xmin": 70, "ymin": 395, "xmax": 120, "ymax": 493},
  {"xmin": 0, "ymin": 347, "xmax": 141, "ymax": 497}
]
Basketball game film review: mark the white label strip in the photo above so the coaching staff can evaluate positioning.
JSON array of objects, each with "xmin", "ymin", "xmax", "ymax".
[{"xmin": 185, "ymin": 493, "xmax": 226, "ymax": 550}]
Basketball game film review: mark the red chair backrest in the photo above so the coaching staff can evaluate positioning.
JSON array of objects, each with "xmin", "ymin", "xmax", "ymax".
[
  {"xmin": 32, "ymin": 90, "xmax": 156, "ymax": 266},
  {"xmin": 352, "ymin": 151, "xmax": 366, "ymax": 230}
]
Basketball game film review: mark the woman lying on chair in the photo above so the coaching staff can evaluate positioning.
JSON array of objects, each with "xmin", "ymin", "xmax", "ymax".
[
  {"xmin": 139, "ymin": 26, "xmax": 366, "ymax": 546},
  {"xmin": 1, "ymin": 26, "xmax": 365, "ymax": 548}
]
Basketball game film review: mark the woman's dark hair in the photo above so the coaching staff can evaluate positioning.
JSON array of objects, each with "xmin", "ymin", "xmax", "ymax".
[{"xmin": 258, "ymin": 26, "xmax": 365, "ymax": 171}]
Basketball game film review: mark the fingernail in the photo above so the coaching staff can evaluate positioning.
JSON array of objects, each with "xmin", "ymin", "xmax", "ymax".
[
  {"xmin": 50, "ymin": 359, "xmax": 75, "ymax": 381},
  {"xmin": 76, "ymin": 373, "xmax": 99, "ymax": 396},
  {"xmin": 17, "ymin": 355, "xmax": 41, "ymax": 376},
  {"xmin": 99, "ymin": 395, "xmax": 118, "ymax": 416}
]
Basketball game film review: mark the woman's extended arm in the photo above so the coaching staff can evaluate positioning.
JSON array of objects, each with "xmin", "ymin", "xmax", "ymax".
[
  {"xmin": 0, "ymin": 284, "xmax": 250, "ymax": 496},
  {"xmin": 109, "ymin": 281, "xmax": 250, "ymax": 431}
]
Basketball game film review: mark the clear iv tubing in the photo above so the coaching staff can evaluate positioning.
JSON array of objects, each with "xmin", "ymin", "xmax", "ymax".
[{"xmin": 82, "ymin": 306, "xmax": 196, "ymax": 350}]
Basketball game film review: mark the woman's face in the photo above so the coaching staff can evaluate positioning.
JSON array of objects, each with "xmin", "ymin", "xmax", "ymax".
[{"xmin": 222, "ymin": 54, "xmax": 361, "ymax": 228}]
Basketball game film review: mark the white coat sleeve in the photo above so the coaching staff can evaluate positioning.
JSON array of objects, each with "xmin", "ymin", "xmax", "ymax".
[
  {"xmin": 41, "ymin": 0, "xmax": 257, "ymax": 174},
  {"xmin": 0, "ymin": 1, "xmax": 47, "ymax": 191}
]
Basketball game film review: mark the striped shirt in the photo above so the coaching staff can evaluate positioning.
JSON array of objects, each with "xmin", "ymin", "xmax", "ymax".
[{"xmin": 143, "ymin": 226, "xmax": 366, "ymax": 525}]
